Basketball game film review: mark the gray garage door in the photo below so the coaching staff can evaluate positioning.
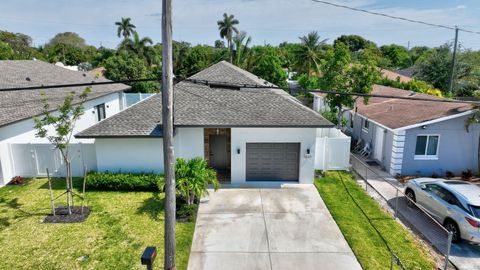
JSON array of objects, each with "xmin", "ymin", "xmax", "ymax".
[{"xmin": 246, "ymin": 143, "xmax": 300, "ymax": 181}]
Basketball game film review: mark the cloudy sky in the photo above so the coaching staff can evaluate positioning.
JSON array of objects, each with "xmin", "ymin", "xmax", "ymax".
[{"xmin": 2, "ymin": 0, "xmax": 480, "ymax": 49}]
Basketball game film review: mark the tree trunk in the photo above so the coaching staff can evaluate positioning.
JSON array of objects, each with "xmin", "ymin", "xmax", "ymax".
[{"xmin": 162, "ymin": 0, "xmax": 176, "ymax": 269}]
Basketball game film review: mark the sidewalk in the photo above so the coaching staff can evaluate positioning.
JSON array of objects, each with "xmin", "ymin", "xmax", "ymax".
[{"xmin": 350, "ymin": 154, "xmax": 480, "ymax": 270}]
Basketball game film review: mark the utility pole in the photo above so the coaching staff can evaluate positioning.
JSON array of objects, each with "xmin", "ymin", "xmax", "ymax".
[
  {"xmin": 162, "ymin": 0, "xmax": 176, "ymax": 269},
  {"xmin": 448, "ymin": 26, "xmax": 459, "ymax": 94}
]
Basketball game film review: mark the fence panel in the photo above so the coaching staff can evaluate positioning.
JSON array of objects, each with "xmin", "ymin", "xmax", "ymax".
[{"xmin": 9, "ymin": 143, "xmax": 96, "ymax": 178}]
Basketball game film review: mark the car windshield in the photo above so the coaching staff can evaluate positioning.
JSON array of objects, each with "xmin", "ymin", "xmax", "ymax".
[{"xmin": 470, "ymin": 205, "xmax": 480, "ymax": 218}]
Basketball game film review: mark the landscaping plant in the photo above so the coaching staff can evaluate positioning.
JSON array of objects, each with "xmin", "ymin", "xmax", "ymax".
[{"xmin": 175, "ymin": 157, "xmax": 219, "ymax": 205}]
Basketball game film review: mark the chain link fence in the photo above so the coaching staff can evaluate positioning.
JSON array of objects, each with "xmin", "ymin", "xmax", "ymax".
[{"xmin": 350, "ymin": 154, "xmax": 454, "ymax": 270}]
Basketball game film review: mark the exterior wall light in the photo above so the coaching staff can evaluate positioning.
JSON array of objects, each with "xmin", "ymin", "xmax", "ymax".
[
  {"xmin": 237, "ymin": 148, "xmax": 241, "ymax": 154},
  {"xmin": 306, "ymin": 148, "xmax": 311, "ymax": 155}
]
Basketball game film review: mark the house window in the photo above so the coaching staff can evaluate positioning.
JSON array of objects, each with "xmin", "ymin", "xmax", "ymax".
[
  {"xmin": 362, "ymin": 119, "xmax": 369, "ymax": 133},
  {"xmin": 95, "ymin": 103, "xmax": 106, "ymax": 121},
  {"xmin": 415, "ymin": 135, "xmax": 439, "ymax": 160}
]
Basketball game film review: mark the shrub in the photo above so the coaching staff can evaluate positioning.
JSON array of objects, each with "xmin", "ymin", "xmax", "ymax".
[
  {"xmin": 461, "ymin": 169, "xmax": 473, "ymax": 180},
  {"xmin": 8, "ymin": 176, "xmax": 25, "ymax": 185},
  {"xmin": 177, "ymin": 203, "xmax": 198, "ymax": 222},
  {"xmin": 445, "ymin": 171, "xmax": 455, "ymax": 179},
  {"xmin": 176, "ymin": 157, "xmax": 220, "ymax": 205},
  {"xmin": 86, "ymin": 171, "xmax": 164, "ymax": 191}
]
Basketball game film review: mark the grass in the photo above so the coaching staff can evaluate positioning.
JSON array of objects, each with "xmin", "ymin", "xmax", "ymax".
[
  {"xmin": 0, "ymin": 178, "xmax": 195, "ymax": 270},
  {"xmin": 315, "ymin": 171, "xmax": 435, "ymax": 270}
]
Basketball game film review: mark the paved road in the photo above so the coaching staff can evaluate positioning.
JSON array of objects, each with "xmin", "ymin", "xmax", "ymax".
[{"xmin": 188, "ymin": 185, "xmax": 362, "ymax": 270}]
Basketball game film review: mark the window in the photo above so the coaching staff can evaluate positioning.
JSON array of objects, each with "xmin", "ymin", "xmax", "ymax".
[
  {"xmin": 362, "ymin": 119, "xmax": 369, "ymax": 133},
  {"xmin": 426, "ymin": 184, "xmax": 464, "ymax": 209},
  {"xmin": 414, "ymin": 135, "xmax": 439, "ymax": 159},
  {"xmin": 95, "ymin": 103, "xmax": 106, "ymax": 121}
]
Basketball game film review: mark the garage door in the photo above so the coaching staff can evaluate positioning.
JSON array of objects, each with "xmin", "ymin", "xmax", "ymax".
[{"xmin": 246, "ymin": 143, "xmax": 300, "ymax": 181}]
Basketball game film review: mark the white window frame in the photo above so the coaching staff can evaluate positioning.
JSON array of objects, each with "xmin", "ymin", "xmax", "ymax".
[
  {"xmin": 414, "ymin": 134, "xmax": 440, "ymax": 160},
  {"xmin": 362, "ymin": 118, "xmax": 370, "ymax": 133}
]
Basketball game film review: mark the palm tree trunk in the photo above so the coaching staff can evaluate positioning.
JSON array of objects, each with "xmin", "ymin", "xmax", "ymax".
[{"xmin": 228, "ymin": 39, "xmax": 233, "ymax": 63}]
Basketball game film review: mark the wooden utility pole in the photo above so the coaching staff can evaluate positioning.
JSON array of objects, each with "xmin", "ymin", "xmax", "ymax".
[
  {"xmin": 161, "ymin": 0, "xmax": 176, "ymax": 269},
  {"xmin": 448, "ymin": 26, "xmax": 459, "ymax": 94}
]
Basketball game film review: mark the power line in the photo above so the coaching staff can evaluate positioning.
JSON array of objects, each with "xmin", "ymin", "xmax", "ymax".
[
  {"xmin": 1, "ymin": 77, "xmax": 478, "ymax": 105},
  {"xmin": 311, "ymin": 0, "xmax": 480, "ymax": 35}
]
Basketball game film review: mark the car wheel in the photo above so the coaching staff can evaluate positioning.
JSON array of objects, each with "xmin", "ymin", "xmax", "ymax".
[
  {"xmin": 405, "ymin": 189, "xmax": 416, "ymax": 207},
  {"xmin": 444, "ymin": 220, "xmax": 461, "ymax": 243}
]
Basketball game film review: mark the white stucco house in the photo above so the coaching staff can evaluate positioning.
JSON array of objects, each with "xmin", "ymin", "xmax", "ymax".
[
  {"xmin": 76, "ymin": 61, "xmax": 349, "ymax": 186},
  {"xmin": 0, "ymin": 60, "xmax": 130, "ymax": 186}
]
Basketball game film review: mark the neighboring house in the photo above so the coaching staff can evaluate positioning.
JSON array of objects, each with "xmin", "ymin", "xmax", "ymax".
[
  {"xmin": 76, "ymin": 61, "xmax": 350, "ymax": 186},
  {"xmin": 312, "ymin": 85, "xmax": 478, "ymax": 176},
  {"xmin": 380, "ymin": 68, "xmax": 413, "ymax": 83},
  {"xmin": 0, "ymin": 60, "xmax": 130, "ymax": 186}
]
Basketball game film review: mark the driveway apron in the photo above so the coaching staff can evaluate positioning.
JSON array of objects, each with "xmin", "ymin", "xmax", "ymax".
[{"xmin": 187, "ymin": 185, "xmax": 362, "ymax": 270}]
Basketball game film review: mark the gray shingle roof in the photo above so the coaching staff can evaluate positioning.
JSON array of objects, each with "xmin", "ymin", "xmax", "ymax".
[
  {"xmin": 76, "ymin": 61, "xmax": 332, "ymax": 138},
  {"xmin": 0, "ymin": 60, "xmax": 130, "ymax": 127}
]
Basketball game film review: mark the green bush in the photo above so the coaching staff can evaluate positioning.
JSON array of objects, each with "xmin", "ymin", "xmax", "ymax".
[{"xmin": 86, "ymin": 171, "xmax": 164, "ymax": 191}]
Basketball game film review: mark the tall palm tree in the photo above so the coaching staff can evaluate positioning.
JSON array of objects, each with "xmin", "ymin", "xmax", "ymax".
[
  {"xmin": 217, "ymin": 13, "xmax": 239, "ymax": 63},
  {"xmin": 232, "ymin": 31, "xmax": 251, "ymax": 68},
  {"xmin": 119, "ymin": 32, "xmax": 154, "ymax": 64},
  {"xmin": 295, "ymin": 31, "xmax": 328, "ymax": 77},
  {"xmin": 115, "ymin": 17, "xmax": 136, "ymax": 39}
]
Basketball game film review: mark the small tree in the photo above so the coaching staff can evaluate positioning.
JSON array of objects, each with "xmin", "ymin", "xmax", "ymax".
[
  {"xmin": 34, "ymin": 87, "xmax": 91, "ymax": 214},
  {"xmin": 175, "ymin": 158, "xmax": 219, "ymax": 205}
]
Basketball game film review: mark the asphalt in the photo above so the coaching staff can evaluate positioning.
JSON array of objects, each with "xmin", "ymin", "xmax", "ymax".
[
  {"xmin": 187, "ymin": 185, "xmax": 362, "ymax": 270},
  {"xmin": 351, "ymin": 156, "xmax": 480, "ymax": 270}
]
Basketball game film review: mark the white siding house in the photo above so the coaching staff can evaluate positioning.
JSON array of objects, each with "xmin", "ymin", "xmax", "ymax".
[{"xmin": 0, "ymin": 60, "xmax": 130, "ymax": 186}]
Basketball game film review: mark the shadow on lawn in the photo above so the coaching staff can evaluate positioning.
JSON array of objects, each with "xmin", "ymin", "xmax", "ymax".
[
  {"xmin": 136, "ymin": 192, "xmax": 165, "ymax": 221},
  {"xmin": 0, "ymin": 197, "xmax": 48, "ymax": 228},
  {"xmin": 38, "ymin": 177, "xmax": 84, "ymax": 190}
]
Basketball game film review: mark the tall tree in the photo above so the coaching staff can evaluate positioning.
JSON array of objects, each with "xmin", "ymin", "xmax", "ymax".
[
  {"xmin": 217, "ymin": 13, "xmax": 239, "ymax": 63},
  {"xmin": 232, "ymin": 31, "xmax": 251, "ymax": 68},
  {"xmin": 334, "ymin": 34, "xmax": 374, "ymax": 53},
  {"xmin": 247, "ymin": 46, "xmax": 288, "ymax": 88},
  {"xmin": 119, "ymin": 32, "xmax": 154, "ymax": 65},
  {"xmin": 379, "ymin": 44, "xmax": 410, "ymax": 69},
  {"xmin": 321, "ymin": 42, "xmax": 379, "ymax": 128},
  {"xmin": 295, "ymin": 31, "xmax": 327, "ymax": 77},
  {"xmin": 46, "ymin": 32, "xmax": 86, "ymax": 48},
  {"xmin": 115, "ymin": 17, "xmax": 136, "ymax": 39}
]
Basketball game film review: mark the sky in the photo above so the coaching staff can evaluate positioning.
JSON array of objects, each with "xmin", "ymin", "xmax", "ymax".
[{"xmin": 1, "ymin": 0, "xmax": 480, "ymax": 50}]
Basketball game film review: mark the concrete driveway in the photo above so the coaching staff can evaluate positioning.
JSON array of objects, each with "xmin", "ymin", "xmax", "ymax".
[{"xmin": 187, "ymin": 185, "xmax": 361, "ymax": 270}]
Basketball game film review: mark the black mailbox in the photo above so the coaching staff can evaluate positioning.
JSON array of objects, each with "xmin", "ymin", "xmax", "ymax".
[{"xmin": 141, "ymin": 246, "xmax": 157, "ymax": 270}]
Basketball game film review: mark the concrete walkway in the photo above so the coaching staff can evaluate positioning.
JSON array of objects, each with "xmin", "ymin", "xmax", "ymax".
[
  {"xmin": 351, "ymin": 155, "xmax": 480, "ymax": 270},
  {"xmin": 188, "ymin": 185, "xmax": 362, "ymax": 270}
]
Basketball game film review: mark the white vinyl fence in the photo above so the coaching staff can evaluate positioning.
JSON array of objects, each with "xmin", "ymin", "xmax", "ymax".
[
  {"xmin": 315, "ymin": 128, "xmax": 351, "ymax": 171},
  {"xmin": 123, "ymin": 93, "xmax": 155, "ymax": 108},
  {"xmin": 8, "ymin": 143, "xmax": 96, "ymax": 178}
]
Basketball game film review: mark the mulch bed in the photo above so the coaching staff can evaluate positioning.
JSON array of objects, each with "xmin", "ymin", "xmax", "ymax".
[{"xmin": 44, "ymin": 206, "xmax": 90, "ymax": 223}]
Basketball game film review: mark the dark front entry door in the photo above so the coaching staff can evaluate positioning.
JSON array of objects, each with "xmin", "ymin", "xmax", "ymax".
[{"xmin": 209, "ymin": 135, "xmax": 228, "ymax": 170}]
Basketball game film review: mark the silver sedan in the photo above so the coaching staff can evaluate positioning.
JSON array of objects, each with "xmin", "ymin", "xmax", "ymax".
[{"xmin": 405, "ymin": 178, "xmax": 480, "ymax": 244}]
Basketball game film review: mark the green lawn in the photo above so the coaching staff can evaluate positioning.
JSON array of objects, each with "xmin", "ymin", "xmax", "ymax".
[
  {"xmin": 315, "ymin": 171, "xmax": 435, "ymax": 270},
  {"xmin": 0, "ymin": 178, "xmax": 194, "ymax": 270}
]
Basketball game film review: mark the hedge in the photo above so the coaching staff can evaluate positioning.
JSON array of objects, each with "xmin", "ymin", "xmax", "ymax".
[{"xmin": 86, "ymin": 171, "xmax": 164, "ymax": 191}]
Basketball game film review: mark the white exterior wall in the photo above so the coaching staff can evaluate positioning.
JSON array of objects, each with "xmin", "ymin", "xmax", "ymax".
[
  {"xmin": 95, "ymin": 138, "xmax": 164, "ymax": 173},
  {"xmin": 230, "ymin": 128, "xmax": 317, "ymax": 184},
  {"xmin": 0, "ymin": 92, "xmax": 123, "ymax": 185},
  {"xmin": 94, "ymin": 128, "xmax": 204, "ymax": 173}
]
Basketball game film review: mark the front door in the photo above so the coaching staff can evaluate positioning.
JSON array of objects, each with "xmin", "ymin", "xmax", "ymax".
[
  {"xmin": 374, "ymin": 126, "xmax": 384, "ymax": 162},
  {"xmin": 209, "ymin": 135, "xmax": 228, "ymax": 170}
]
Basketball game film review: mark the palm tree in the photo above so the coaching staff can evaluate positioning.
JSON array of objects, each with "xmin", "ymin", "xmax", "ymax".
[
  {"xmin": 119, "ymin": 32, "xmax": 154, "ymax": 65},
  {"xmin": 232, "ymin": 31, "xmax": 251, "ymax": 68},
  {"xmin": 217, "ymin": 13, "xmax": 239, "ymax": 63},
  {"xmin": 115, "ymin": 17, "xmax": 136, "ymax": 39},
  {"xmin": 295, "ymin": 31, "xmax": 328, "ymax": 77}
]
